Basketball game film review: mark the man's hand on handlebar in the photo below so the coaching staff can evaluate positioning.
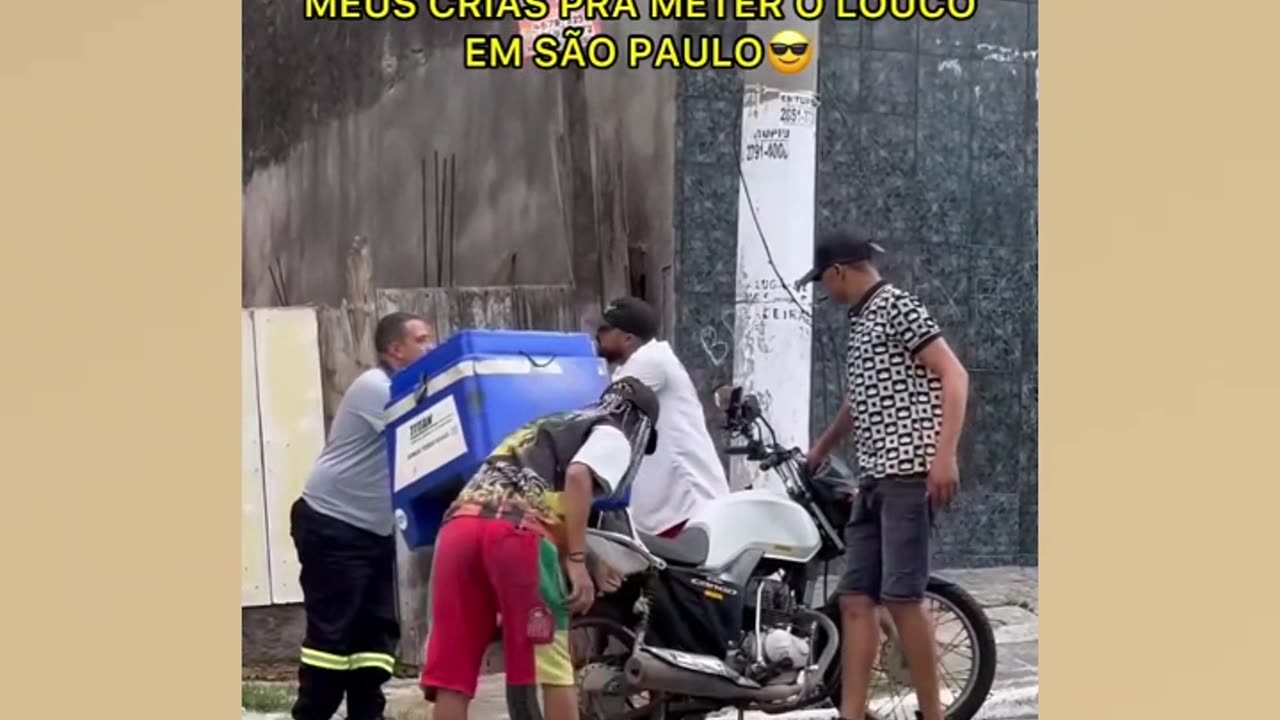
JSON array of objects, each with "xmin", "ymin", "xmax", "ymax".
[
  {"xmin": 808, "ymin": 397, "xmax": 853, "ymax": 472},
  {"xmin": 805, "ymin": 445, "xmax": 830, "ymax": 472}
]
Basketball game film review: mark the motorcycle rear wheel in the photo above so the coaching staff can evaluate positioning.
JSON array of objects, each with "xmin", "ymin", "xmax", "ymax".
[
  {"xmin": 820, "ymin": 579, "xmax": 998, "ymax": 720},
  {"xmin": 504, "ymin": 616, "xmax": 670, "ymax": 720}
]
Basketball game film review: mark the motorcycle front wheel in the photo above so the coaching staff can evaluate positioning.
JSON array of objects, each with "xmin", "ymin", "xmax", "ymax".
[{"xmin": 820, "ymin": 579, "xmax": 998, "ymax": 720}]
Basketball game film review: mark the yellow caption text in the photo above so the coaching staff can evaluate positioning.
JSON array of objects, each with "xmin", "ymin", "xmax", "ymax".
[{"xmin": 304, "ymin": 0, "xmax": 978, "ymax": 23}]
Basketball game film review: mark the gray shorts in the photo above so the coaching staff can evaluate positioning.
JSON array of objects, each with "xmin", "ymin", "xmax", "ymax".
[{"xmin": 836, "ymin": 476, "xmax": 932, "ymax": 603}]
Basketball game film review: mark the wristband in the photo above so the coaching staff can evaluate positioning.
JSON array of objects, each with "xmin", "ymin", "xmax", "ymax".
[{"xmin": 566, "ymin": 551, "xmax": 587, "ymax": 563}]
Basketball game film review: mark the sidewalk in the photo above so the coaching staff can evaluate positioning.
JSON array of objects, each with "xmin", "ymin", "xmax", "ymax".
[{"xmin": 243, "ymin": 567, "xmax": 1039, "ymax": 720}]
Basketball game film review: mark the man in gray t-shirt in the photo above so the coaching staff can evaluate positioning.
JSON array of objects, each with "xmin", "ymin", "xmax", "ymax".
[
  {"xmin": 301, "ymin": 366, "xmax": 400, "ymax": 536},
  {"xmin": 289, "ymin": 312, "xmax": 433, "ymax": 720}
]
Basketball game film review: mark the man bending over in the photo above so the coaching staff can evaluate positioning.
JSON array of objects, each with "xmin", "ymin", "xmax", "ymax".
[{"xmin": 420, "ymin": 377, "xmax": 661, "ymax": 720}]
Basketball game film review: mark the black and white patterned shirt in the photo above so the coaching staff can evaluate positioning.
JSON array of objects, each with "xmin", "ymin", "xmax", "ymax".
[{"xmin": 846, "ymin": 282, "xmax": 945, "ymax": 480}]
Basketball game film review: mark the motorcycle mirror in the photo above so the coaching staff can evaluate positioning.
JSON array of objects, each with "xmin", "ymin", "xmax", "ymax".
[{"xmin": 712, "ymin": 384, "xmax": 736, "ymax": 410}]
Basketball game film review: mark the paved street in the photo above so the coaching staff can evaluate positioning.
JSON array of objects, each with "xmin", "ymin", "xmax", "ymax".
[
  {"xmin": 935, "ymin": 567, "xmax": 1039, "ymax": 720},
  {"xmin": 244, "ymin": 567, "xmax": 1038, "ymax": 720}
]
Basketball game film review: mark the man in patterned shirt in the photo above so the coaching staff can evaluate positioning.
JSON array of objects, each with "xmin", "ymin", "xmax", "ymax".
[
  {"xmin": 420, "ymin": 377, "xmax": 659, "ymax": 720},
  {"xmin": 799, "ymin": 232, "xmax": 970, "ymax": 720}
]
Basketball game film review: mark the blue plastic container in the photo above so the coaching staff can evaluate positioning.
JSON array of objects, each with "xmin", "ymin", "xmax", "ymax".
[{"xmin": 385, "ymin": 329, "xmax": 611, "ymax": 548}]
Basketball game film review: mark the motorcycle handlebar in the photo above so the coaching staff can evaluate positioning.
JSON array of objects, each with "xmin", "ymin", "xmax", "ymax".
[
  {"xmin": 760, "ymin": 447, "xmax": 804, "ymax": 472},
  {"xmin": 722, "ymin": 412, "xmax": 807, "ymax": 473}
]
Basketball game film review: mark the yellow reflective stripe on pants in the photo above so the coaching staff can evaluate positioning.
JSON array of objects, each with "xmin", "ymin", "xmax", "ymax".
[
  {"xmin": 300, "ymin": 648, "xmax": 395, "ymax": 673},
  {"xmin": 300, "ymin": 647, "xmax": 351, "ymax": 671},
  {"xmin": 350, "ymin": 652, "xmax": 396, "ymax": 674}
]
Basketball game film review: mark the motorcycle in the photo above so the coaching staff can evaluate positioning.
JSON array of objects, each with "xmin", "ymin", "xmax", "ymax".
[{"xmin": 507, "ymin": 385, "xmax": 997, "ymax": 720}]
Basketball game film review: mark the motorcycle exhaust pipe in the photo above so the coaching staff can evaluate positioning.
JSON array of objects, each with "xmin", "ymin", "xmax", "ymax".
[
  {"xmin": 623, "ymin": 608, "xmax": 840, "ymax": 710},
  {"xmin": 624, "ymin": 649, "xmax": 798, "ymax": 702}
]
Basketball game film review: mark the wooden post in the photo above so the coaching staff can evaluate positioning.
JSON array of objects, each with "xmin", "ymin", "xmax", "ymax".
[
  {"xmin": 315, "ymin": 236, "xmax": 379, "ymax": 429},
  {"xmin": 559, "ymin": 67, "xmax": 602, "ymax": 329},
  {"xmin": 344, "ymin": 235, "xmax": 377, "ymax": 370},
  {"xmin": 593, "ymin": 125, "xmax": 631, "ymax": 305}
]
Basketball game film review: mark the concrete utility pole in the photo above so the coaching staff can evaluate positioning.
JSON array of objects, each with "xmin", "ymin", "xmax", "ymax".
[{"xmin": 730, "ymin": 19, "xmax": 821, "ymax": 491}]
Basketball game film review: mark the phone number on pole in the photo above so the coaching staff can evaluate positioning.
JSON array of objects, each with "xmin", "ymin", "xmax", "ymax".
[{"xmin": 744, "ymin": 129, "xmax": 791, "ymax": 163}]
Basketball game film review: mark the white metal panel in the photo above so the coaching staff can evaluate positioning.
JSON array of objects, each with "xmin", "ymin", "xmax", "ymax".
[
  {"xmin": 241, "ymin": 311, "xmax": 273, "ymax": 607},
  {"xmin": 253, "ymin": 307, "xmax": 327, "ymax": 605}
]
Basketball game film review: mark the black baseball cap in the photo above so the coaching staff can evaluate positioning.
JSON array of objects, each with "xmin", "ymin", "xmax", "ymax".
[
  {"xmin": 793, "ymin": 232, "xmax": 886, "ymax": 290},
  {"xmin": 605, "ymin": 376, "xmax": 660, "ymax": 454},
  {"xmin": 599, "ymin": 297, "xmax": 659, "ymax": 341}
]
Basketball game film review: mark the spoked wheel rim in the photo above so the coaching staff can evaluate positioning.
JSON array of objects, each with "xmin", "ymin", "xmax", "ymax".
[
  {"xmin": 568, "ymin": 618, "xmax": 663, "ymax": 720},
  {"xmin": 865, "ymin": 592, "xmax": 980, "ymax": 720}
]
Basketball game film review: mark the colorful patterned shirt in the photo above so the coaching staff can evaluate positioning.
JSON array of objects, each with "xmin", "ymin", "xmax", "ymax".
[{"xmin": 447, "ymin": 416, "xmax": 633, "ymax": 541}]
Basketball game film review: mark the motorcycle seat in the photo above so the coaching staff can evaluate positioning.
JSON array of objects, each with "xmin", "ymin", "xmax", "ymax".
[{"xmin": 638, "ymin": 527, "xmax": 710, "ymax": 567}]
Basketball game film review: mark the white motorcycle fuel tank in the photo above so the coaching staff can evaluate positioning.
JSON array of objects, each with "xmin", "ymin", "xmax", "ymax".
[{"xmin": 685, "ymin": 489, "xmax": 821, "ymax": 569}]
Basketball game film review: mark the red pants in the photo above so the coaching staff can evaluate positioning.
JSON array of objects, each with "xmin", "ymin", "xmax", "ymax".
[{"xmin": 420, "ymin": 516, "xmax": 573, "ymax": 699}]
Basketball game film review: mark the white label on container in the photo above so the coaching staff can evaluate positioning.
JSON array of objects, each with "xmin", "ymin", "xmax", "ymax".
[{"xmin": 393, "ymin": 394, "xmax": 469, "ymax": 492}]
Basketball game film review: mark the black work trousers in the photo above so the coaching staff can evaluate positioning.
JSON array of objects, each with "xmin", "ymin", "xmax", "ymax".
[{"xmin": 289, "ymin": 498, "xmax": 400, "ymax": 720}]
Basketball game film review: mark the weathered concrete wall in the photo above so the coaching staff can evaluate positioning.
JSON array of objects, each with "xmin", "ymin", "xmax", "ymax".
[
  {"xmin": 242, "ymin": 604, "xmax": 304, "ymax": 669},
  {"xmin": 673, "ymin": 8, "xmax": 1039, "ymax": 568},
  {"xmin": 242, "ymin": 9, "xmax": 676, "ymax": 313}
]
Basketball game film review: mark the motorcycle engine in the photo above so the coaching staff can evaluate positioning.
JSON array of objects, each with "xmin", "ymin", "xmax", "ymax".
[
  {"xmin": 743, "ymin": 576, "xmax": 797, "ymax": 625},
  {"xmin": 731, "ymin": 577, "xmax": 812, "ymax": 679},
  {"xmin": 743, "ymin": 628, "xmax": 812, "ymax": 669}
]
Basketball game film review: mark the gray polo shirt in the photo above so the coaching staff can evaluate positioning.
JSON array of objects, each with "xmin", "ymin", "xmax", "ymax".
[{"xmin": 301, "ymin": 367, "xmax": 395, "ymax": 536}]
